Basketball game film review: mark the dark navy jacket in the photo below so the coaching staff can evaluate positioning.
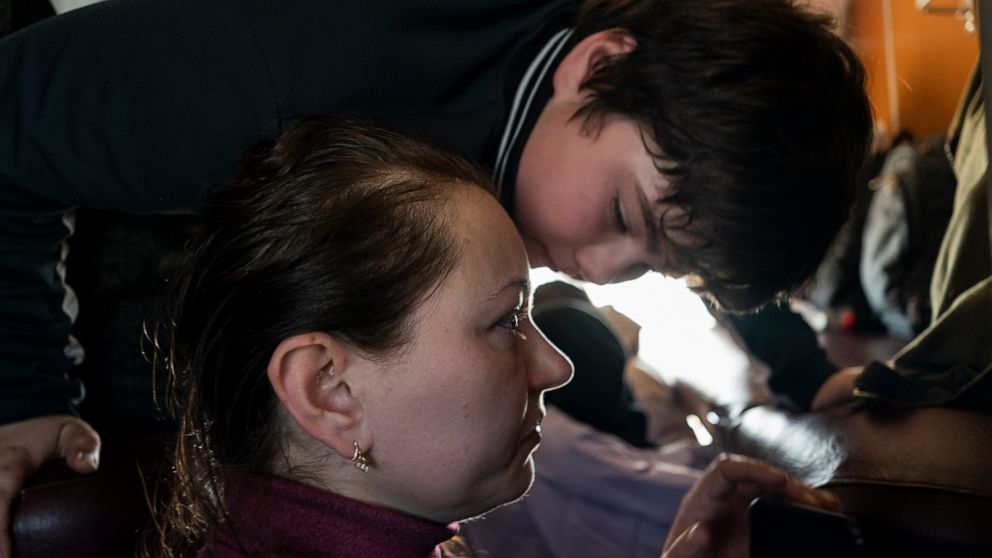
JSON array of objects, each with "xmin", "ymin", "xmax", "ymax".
[{"xmin": 0, "ymin": 0, "xmax": 575, "ymax": 424}]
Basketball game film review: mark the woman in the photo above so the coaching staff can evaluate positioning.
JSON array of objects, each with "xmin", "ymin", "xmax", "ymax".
[{"xmin": 147, "ymin": 117, "xmax": 839, "ymax": 558}]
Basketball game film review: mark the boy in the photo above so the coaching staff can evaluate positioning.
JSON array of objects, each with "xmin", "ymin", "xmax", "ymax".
[{"xmin": 0, "ymin": 1, "xmax": 871, "ymax": 553}]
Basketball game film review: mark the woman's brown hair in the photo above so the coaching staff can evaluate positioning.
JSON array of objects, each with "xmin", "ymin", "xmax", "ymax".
[{"xmin": 142, "ymin": 116, "xmax": 494, "ymax": 557}]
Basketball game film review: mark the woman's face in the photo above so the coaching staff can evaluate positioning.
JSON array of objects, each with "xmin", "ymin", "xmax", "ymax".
[{"xmin": 360, "ymin": 186, "xmax": 573, "ymax": 523}]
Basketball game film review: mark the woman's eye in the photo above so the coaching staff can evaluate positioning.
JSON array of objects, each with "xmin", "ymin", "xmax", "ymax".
[
  {"xmin": 612, "ymin": 192, "xmax": 630, "ymax": 235},
  {"xmin": 498, "ymin": 312, "xmax": 520, "ymax": 331},
  {"xmin": 497, "ymin": 310, "xmax": 528, "ymax": 340}
]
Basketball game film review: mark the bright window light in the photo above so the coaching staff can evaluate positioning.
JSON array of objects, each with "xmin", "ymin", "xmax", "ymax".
[{"xmin": 530, "ymin": 268, "xmax": 745, "ymax": 386}]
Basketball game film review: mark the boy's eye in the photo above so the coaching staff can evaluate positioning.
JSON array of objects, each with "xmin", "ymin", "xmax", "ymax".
[{"xmin": 612, "ymin": 192, "xmax": 630, "ymax": 234}]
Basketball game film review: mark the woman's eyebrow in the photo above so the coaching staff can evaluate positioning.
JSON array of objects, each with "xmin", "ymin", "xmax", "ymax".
[{"xmin": 485, "ymin": 278, "xmax": 531, "ymax": 303}]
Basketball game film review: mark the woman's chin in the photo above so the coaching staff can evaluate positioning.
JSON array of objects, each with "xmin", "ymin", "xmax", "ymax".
[
  {"xmin": 463, "ymin": 461, "xmax": 536, "ymax": 522},
  {"xmin": 465, "ymin": 483, "xmax": 535, "ymax": 523},
  {"xmin": 502, "ymin": 459, "xmax": 538, "ymax": 508}
]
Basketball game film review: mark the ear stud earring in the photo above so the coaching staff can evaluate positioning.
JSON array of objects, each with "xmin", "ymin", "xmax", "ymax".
[{"xmin": 316, "ymin": 365, "xmax": 335, "ymax": 384}]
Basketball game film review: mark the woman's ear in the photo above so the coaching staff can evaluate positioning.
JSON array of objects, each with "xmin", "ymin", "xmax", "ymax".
[
  {"xmin": 267, "ymin": 332, "xmax": 365, "ymax": 461},
  {"xmin": 552, "ymin": 29, "xmax": 637, "ymax": 100}
]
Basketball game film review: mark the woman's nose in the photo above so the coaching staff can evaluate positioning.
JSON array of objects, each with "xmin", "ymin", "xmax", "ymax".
[{"xmin": 525, "ymin": 321, "xmax": 573, "ymax": 392}]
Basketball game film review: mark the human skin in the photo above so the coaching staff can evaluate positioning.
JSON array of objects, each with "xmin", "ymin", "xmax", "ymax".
[
  {"xmin": 360, "ymin": 188, "xmax": 573, "ymax": 522},
  {"xmin": 267, "ymin": 186, "xmax": 574, "ymax": 525},
  {"xmin": 661, "ymin": 454, "xmax": 842, "ymax": 558},
  {"xmin": 0, "ymin": 415, "xmax": 99, "ymax": 558},
  {"xmin": 811, "ymin": 367, "xmax": 867, "ymax": 411},
  {"xmin": 0, "ymin": 28, "xmax": 850, "ymax": 555},
  {"xmin": 515, "ymin": 30, "xmax": 684, "ymax": 285}
]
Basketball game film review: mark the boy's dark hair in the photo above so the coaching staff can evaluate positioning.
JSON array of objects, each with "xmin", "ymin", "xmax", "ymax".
[
  {"xmin": 144, "ymin": 117, "xmax": 494, "ymax": 557},
  {"xmin": 573, "ymin": 0, "xmax": 873, "ymax": 311}
]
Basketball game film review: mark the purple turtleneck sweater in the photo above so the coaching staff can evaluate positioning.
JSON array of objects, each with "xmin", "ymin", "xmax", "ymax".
[{"xmin": 197, "ymin": 473, "xmax": 459, "ymax": 558}]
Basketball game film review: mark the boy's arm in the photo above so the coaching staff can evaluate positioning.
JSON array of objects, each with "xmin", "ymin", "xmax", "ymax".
[
  {"xmin": 0, "ymin": 1, "xmax": 280, "ymax": 550},
  {"xmin": 810, "ymin": 367, "xmax": 863, "ymax": 410},
  {"xmin": 0, "ymin": 0, "xmax": 280, "ymax": 424}
]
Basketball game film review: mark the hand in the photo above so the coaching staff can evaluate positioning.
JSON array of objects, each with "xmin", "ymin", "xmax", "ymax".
[
  {"xmin": 0, "ymin": 415, "xmax": 101, "ymax": 558},
  {"xmin": 810, "ymin": 366, "xmax": 863, "ymax": 411},
  {"xmin": 661, "ymin": 453, "xmax": 840, "ymax": 558}
]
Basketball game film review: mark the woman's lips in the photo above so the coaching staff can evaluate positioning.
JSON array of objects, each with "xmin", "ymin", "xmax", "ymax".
[{"xmin": 518, "ymin": 414, "xmax": 545, "ymax": 446}]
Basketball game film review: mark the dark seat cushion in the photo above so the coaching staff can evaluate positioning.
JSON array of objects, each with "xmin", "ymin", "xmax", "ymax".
[{"xmin": 12, "ymin": 435, "xmax": 170, "ymax": 558}]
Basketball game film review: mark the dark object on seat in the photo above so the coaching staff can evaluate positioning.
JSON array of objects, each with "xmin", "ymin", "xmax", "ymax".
[
  {"xmin": 729, "ymin": 404, "xmax": 992, "ymax": 557},
  {"xmin": 673, "ymin": 329, "xmax": 992, "ymax": 556},
  {"xmin": 750, "ymin": 497, "xmax": 864, "ymax": 557},
  {"xmin": 11, "ymin": 436, "xmax": 170, "ymax": 558},
  {"xmin": 720, "ymin": 302, "xmax": 839, "ymax": 411}
]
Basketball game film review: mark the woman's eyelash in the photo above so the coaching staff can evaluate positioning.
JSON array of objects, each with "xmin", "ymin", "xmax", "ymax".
[
  {"xmin": 498, "ymin": 308, "xmax": 529, "ymax": 340},
  {"xmin": 612, "ymin": 192, "xmax": 629, "ymax": 234}
]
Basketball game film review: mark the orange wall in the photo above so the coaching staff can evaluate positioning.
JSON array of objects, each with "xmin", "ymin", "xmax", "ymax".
[{"xmin": 846, "ymin": 1, "xmax": 978, "ymax": 142}]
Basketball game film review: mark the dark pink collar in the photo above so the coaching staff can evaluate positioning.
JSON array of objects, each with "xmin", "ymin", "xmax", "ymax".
[{"xmin": 198, "ymin": 473, "xmax": 459, "ymax": 558}]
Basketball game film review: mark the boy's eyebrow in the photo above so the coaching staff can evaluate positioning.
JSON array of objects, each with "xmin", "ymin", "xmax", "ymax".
[{"xmin": 637, "ymin": 183, "xmax": 661, "ymax": 253}]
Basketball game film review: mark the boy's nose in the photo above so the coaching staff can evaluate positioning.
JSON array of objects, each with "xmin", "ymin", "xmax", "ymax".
[{"xmin": 575, "ymin": 241, "xmax": 645, "ymax": 285}]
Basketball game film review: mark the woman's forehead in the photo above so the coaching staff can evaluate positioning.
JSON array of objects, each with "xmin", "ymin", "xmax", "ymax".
[{"xmin": 447, "ymin": 188, "xmax": 529, "ymax": 294}]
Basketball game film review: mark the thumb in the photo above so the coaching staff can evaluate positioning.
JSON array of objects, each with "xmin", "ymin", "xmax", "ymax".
[
  {"xmin": 57, "ymin": 419, "xmax": 101, "ymax": 473},
  {"xmin": 662, "ymin": 522, "xmax": 708, "ymax": 558}
]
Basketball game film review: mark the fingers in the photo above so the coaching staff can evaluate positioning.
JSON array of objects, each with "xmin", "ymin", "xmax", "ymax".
[
  {"xmin": 687, "ymin": 454, "xmax": 787, "ymax": 520},
  {"xmin": 707, "ymin": 454, "xmax": 789, "ymax": 496},
  {"xmin": 663, "ymin": 453, "xmax": 844, "ymax": 557},
  {"xmin": 57, "ymin": 419, "xmax": 101, "ymax": 474},
  {"xmin": 660, "ymin": 522, "xmax": 709, "ymax": 558},
  {"xmin": 0, "ymin": 415, "xmax": 102, "ymax": 558},
  {"xmin": 701, "ymin": 454, "xmax": 839, "ymax": 513},
  {"xmin": 777, "ymin": 475, "xmax": 841, "ymax": 512}
]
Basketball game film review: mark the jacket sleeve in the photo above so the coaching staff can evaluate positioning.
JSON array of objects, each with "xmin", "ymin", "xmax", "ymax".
[{"xmin": 0, "ymin": 0, "xmax": 281, "ymax": 423}]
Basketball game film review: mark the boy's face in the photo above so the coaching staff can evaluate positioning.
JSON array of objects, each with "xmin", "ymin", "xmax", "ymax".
[{"xmin": 514, "ymin": 108, "xmax": 681, "ymax": 284}]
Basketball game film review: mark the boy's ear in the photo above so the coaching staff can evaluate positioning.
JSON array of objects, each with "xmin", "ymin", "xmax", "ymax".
[
  {"xmin": 267, "ymin": 332, "xmax": 366, "ymax": 461},
  {"xmin": 553, "ymin": 29, "xmax": 637, "ymax": 99}
]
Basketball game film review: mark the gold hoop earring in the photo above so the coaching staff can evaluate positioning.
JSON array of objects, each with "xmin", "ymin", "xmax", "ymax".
[{"xmin": 352, "ymin": 440, "xmax": 371, "ymax": 473}]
